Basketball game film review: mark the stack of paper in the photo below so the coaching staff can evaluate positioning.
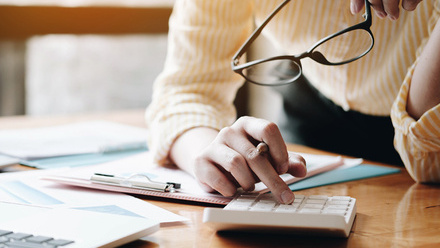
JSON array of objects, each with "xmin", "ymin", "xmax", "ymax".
[{"xmin": 0, "ymin": 121, "xmax": 148, "ymax": 169}]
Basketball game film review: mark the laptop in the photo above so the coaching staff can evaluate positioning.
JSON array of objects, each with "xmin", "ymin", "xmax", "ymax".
[{"xmin": 0, "ymin": 201, "xmax": 159, "ymax": 248}]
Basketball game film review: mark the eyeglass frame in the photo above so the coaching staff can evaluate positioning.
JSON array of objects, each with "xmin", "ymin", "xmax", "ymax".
[{"xmin": 231, "ymin": 0, "xmax": 374, "ymax": 86}]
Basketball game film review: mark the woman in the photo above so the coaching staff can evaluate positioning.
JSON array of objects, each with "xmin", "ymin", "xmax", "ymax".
[{"xmin": 146, "ymin": 0, "xmax": 440, "ymax": 204}]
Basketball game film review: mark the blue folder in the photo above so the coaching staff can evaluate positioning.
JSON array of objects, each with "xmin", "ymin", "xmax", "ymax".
[{"xmin": 289, "ymin": 164, "xmax": 401, "ymax": 191}]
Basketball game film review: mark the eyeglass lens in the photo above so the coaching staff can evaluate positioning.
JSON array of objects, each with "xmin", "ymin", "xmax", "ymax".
[{"xmin": 244, "ymin": 28, "xmax": 373, "ymax": 86}]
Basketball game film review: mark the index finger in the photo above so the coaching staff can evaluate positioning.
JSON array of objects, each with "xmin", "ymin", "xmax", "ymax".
[{"xmin": 240, "ymin": 142, "xmax": 295, "ymax": 204}]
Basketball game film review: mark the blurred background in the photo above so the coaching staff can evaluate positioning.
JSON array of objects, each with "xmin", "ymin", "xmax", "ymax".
[{"xmin": 0, "ymin": 0, "xmax": 281, "ymax": 122}]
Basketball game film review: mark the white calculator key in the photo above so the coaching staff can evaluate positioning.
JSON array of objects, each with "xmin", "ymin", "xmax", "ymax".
[
  {"xmin": 299, "ymin": 208, "xmax": 322, "ymax": 214},
  {"xmin": 325, "ymin": 209, "xmax": 347, "ymax": 215},
  {"xmin": 308, "ymin": 195, "xmax": 329, "ymax": 200},
  {"xmin": 329, "ymin": 200, "xmax": 351, "ymax": 205},
  {"xmin": 305, "ymin": 199, "xmax": 327, "ymax": 204},
  {"xmin": 326, "ymin": 205, "xmax": 348, "ymax": 210},
  {"xmin": 250, "ymin": 202, "xmax": 276, "ymax": 212},
  {"xmin": 331, "ymin": 196, "xmax": 352, "ymax": 201},
  {"xmin": 275, "ymin": 205, "xmax": 298, "ymax": 213},
  {"xmin": 224, "ymin": 201, "xmax": 253, "ymax": 211},
  {"xmin": 303, "ymin": 203, "xmax": 325, "ymax": 209}
]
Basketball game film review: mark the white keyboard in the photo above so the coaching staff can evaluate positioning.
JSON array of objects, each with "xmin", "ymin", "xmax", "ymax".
[{"xmin": 203, "ymin": 192, "xmax": 356, "ymax": 237}]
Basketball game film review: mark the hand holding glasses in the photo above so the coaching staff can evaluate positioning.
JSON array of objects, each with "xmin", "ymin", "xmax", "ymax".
[{"xmin": 232, "ymin": 0, "xmax": 374, "ymax": 86}]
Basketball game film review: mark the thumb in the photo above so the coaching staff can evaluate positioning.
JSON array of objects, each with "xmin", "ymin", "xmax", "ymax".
[
  {"xmin": 286, "ymin": 152, "xmax": 307, "ymax": 178},
  {"xmin": 350, "ymin": 0, "xmax": 365, "ymax": 14}
]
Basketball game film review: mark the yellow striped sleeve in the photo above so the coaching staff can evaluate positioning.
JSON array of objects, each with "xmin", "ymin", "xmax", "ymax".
[
  {"xmin": 392, "ymin": 64, "xmax": 440, "ymax": 182},
  {"xmin": 145, "ymin": 0, "xmax": 254, "ymax": 165},
  {"xmin": 391, "ymin": 0, "xmax": 440, "ymax": 182}
]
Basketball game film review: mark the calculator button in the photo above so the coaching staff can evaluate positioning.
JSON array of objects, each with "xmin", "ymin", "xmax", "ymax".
[
  {"xmin": 304, "ymin": 203, "xmax": 325, "ymax": 209},
  {"xmin": 325, "ymin": 209, "xmax": 347, "ymax": 216},
  {"xmin": 250, "ymin": 202, "xmax": 276, "ymax": 212},
  {"xmin": 275, "ymin": 204, "xmax": 298, "ymax": 213},
  {"xmin": 331, "ymin": 196, "xmax": 352, "ymax": 201},
  {"xmin": 308, "ymin": 195, "xmax": 329, "ymax": 200},
  {"xmin": 6, "ymin": 233, "xmax": 33, "ymax": 240},
  {"xmin": 299, "ymin": 208, "xmax": 322, "ymax": 214},
  {"xmin": 224, "ymin": 201, "xmax": 253, "ymax": 210},
  {"xmin": 326, "ymin": 205, "xmax": 348, "ymax": 210},
  {"xmin": 329, "ymin": 200, "xmax": 351, "ymax": 205},
  {"xmin": 305, "ymin": 199, "xmax": 327, "ymax": 204}
]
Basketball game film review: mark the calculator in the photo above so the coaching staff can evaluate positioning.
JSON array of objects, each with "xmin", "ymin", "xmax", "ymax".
[{"xmin": 203, "ymin": 192, "xmax": 356, "ymax": 237}]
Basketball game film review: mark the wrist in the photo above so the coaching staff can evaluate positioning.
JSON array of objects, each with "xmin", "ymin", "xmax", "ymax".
[{"xmin": 169, "ymin": 127, "xmax": 218, "ymax": 176}]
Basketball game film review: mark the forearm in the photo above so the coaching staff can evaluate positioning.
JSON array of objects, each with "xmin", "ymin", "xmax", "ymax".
[
  {"xmin": 407, "ymin": 19, "xmax": 440, "ymax": 120},
  {"xmin": 169, "ymin": 127, "xmax": 219, "ymax": 177}
]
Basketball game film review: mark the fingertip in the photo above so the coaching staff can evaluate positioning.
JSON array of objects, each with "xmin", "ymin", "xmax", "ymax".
[
  {"xmin": 281, "ymin": 190, "xmax": 294, "ymax": 204},
  {"xmin": 241, "ymin": 183, "xmax": 255, "ymax": 192},
  {"xmin": 402, "ymin": 1, "xmax": 419, "ymax": 11},
  {"xmin": 350, "ymin": 1, "xmax": 361, "ymax": 15},
  {"xmin": 287, "ymin": 153, "xmax": 307, "ymax": 177},
  {"xmin": 299, "ymin": 161, "xmax": 307, "ymax": 177},
  {"xmin": 220, "ymin": 186, "xmax": 237, "ymax": 197}
]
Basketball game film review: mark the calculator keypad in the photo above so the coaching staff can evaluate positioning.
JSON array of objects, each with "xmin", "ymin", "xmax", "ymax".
[{"xmin": 225, "ymin": 193, "xmax": 353, "ymax": 221}]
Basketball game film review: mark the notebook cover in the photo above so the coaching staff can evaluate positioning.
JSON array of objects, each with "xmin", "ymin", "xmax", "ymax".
[{"xmin": 289, "ymin": 164, "xmax": 401, "ymax": 191}]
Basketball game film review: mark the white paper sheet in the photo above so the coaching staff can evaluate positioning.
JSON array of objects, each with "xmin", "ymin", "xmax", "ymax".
[
  {"xmin": 0, "ymin": 168, "xmax": 188, "ymax": 226},
  {"xmin": 0, "ymin": 121, "xmax": 148, "ymax": 159}
]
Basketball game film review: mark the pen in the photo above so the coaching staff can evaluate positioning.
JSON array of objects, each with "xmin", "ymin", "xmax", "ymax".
[
  {"xmin": 91, "ymin": 173, "xmax": 181, "ymax": 192},
  {"xmin": 256, "ymin": 142, "xmax": 269, "ymax": 155}
]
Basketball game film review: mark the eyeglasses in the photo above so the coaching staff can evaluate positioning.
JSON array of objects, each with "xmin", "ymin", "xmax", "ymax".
[{"xmin": 232, "ymin": 0, "xmax": 374, "ymax": 86}]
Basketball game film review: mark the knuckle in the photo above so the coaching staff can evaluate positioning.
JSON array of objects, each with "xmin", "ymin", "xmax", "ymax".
[
  {"xmin": 218, "ymin": 126, "xmax": 234, "ymax": 140},
  {"xmin": 245, "ymin": 147, "xmax": 260, "ymax": 162},
  {"xmin": 260, "ymin": 121, "xmax": 279, "ymax": 137},
  {"xmin": 193, "ymin": 154, "xmax": 205, "ymax": 167},
  {"xmin": 226, "ymin": 153, "xmax": 245, "ymax": 172},
  {"xmin": 236, "ymin": 116, "xmax": 252, "ymax": 125}
]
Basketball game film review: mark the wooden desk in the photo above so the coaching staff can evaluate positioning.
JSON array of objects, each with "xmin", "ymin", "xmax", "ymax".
[{"xmin": 1, "ymin": 111, "xmax": 439, "ymax": 248}]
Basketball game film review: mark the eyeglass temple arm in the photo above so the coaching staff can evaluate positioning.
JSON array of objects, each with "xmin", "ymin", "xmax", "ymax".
[{"xmin": 232, "ymin": 0, "xmax": 291, "ymax": 65}]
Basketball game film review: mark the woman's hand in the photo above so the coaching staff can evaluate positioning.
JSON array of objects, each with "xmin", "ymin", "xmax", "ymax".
[
  {"xmin": 192, "ymin": 116, "xmax": 307, "ymax": 204},
  {"xmin": 350, "ymin": 0, "xmax": 423, "ymax": 20}
]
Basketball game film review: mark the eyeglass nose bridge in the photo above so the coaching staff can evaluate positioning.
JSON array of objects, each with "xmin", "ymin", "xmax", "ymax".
[{"xmin": 288, "ymin": 51, "xmax": 328, "ymax": 67}]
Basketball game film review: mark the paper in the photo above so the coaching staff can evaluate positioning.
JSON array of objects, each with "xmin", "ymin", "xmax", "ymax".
[
  {"xmin": 0, "ymin": 154, "xmax": 19, "ymax": 169},
  {"xmin": 0, "ymin": 168, "xmax": 188, "ymax": 226},
  {"xmin": 44, "ymin": 151, "xmax": 362, "ymax": 205},
  {"xmin": 0, "ymin": 121, "xmax": 148, "ymax": 160}
]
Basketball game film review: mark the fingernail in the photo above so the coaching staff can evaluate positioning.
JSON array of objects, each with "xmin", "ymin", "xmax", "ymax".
[
  {"xmin": 281, "ymin": 190, "xmax": 294, "ymax": 204},
  {"xmin": 301, "ymin": 161, "xmax": 308, "ymax": 176},
  {"xmin": 377, "ymin": 11, "xmax": 387, "ymax": 19},
  {"xmin": 350, "ymin": 1, "xmax": 359, "ymax": 14}
]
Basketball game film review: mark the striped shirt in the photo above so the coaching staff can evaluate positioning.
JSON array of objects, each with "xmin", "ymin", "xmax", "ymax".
[{"xmin": 145, "ymin": 0, "xmax": 440, "ymax": 183}]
